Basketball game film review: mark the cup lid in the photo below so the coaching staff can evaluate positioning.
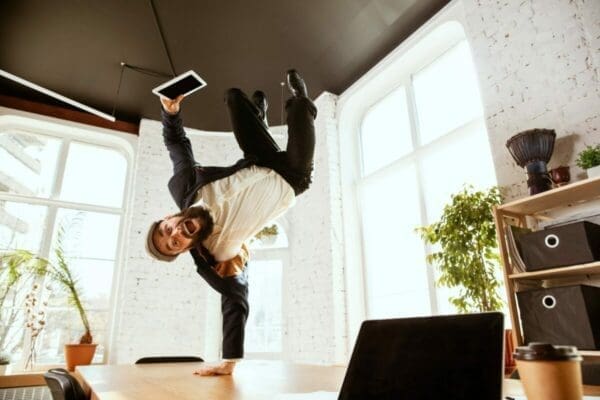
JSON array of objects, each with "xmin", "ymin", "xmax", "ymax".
[{"xmin": 514, "ymin": 343, "xmax": 582, "ymax": 361}]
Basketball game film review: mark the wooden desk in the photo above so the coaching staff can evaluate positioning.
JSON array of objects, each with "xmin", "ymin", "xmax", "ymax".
[
  {"xmin": 78, "ymin": 361, "xmax": 600, "ymax": 400},
  {"xmin": 78, "ymin": 361, "xmax": 345, "ymax": 400}
]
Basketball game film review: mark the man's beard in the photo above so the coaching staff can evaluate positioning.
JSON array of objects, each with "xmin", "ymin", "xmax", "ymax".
[{"xmin": 173, "ymin": 205, "xmax": 214, "ymax": 245}]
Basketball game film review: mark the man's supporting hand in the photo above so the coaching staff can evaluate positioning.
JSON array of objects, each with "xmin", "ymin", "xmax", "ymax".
[
  {"xmin": 160, "ymin": 95, "xmax": 185, "ymax": 115},
  {"xmin": 193, "ymin": 360, "xmax": 236, "ymax": 376}
]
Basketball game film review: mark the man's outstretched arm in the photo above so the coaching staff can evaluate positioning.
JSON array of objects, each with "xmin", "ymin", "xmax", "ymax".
[
  {"xmin": 193, "ymin": 295, "xmax": 248, "ymax": 376},
  {"xmin": 160, "ymin": 95, "xmax": 197, "ymax": 175}
]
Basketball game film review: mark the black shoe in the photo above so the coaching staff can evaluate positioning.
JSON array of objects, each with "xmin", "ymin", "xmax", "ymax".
[
  {"xmin": 252, "ymin": 90, "xmax": 268, "ymax": 121},
  {"xmin": 286, "ymin": 69, "xmax": 308, "ymax": 98}
]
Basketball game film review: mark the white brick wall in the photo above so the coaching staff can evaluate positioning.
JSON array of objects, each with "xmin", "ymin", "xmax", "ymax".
[
  {"xmin": 462, "ymin": 0, "xmax": 600, "ymax": 199},
  {"xmin": 284, "ymin": 92, "xmax": 346, "ymax": 364}
]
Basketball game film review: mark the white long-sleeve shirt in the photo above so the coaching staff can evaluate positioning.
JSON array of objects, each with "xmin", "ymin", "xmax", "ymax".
[{"xmin": 195, "ymin": 165, "xmax": 295, "ymax": 262}]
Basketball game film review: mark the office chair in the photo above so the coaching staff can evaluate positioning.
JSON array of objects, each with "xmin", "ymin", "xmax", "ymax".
[
  {"xmin": 43, "ymin": 369, "xmax": 87, "ymax": 400},
  {"xmin": 135, "ymin": 356, "xmax": 204, "ymax": 364}
]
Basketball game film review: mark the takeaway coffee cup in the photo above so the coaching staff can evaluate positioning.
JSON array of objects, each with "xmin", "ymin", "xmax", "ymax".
[{"xmin": 514, "ymin": 343, "xmax": 583, "ymax": 400}]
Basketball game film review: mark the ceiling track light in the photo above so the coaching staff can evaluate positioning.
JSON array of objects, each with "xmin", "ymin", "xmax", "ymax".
[{"xmin": 0, "ymin": 68, "xmax": 116, "ymax": 122}]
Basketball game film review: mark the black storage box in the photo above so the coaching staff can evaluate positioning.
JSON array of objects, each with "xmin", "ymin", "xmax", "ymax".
[
  {"xmin": 517, "ymin": 285, "xmax": 600, "ymax": 350},
  {"xmin": 517, "ymin": 221, "xmax": 600, "ymax": 271}
]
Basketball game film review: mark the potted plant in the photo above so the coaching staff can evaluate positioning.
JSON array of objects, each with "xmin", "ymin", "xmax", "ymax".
[
  {"xmin": 575, "ymin": 144, "xmax": 600, "ymax": 178},
  {"xmin": 252, "ymin": 224, "xmax": 279, "ymax": 246},
  {"xmin": 46, "ymin": 225, "xmax": 96, "ymax": 371},
  {"xmin": 1, "ymin": 234, "xmax": 95, "ymax": 371},
  {"xmin": 416, "ymin": 186, "xmax": 515, "ymax": 374},
  {"xmin": 416, "ymin": 186, "xmax": 504, "ymax": 312},
  {"xmin": 0, "ymin": 353, "xmax": 9, "ymax": 375}
]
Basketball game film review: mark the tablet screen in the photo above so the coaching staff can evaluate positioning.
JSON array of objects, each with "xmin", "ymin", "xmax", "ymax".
[{"xmin": 157, "ymin": 74, "xmax": 205, "ymax": 99}]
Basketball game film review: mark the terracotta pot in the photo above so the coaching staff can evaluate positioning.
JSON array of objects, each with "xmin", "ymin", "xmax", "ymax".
[
  {"xmin": 64, "ymin": 343, "xmax": 97, "ymax": 371},
  {"xmin": 549, "ymin": 166, "xmax": 570, "ymax": 187},
  {"xmin": 504, "ymin": 329, "xmax": 516, "ymax": 375}
]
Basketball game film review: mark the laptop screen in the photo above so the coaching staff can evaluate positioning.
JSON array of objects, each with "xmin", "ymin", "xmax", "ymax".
[{"xmin": 338, "ymin": 313, "xmax": 504, "ymax": 400}]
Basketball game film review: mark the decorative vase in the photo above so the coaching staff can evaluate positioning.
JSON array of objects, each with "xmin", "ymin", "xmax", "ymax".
[
  {"xmin": 587, "ymin": 165, "xmax": 600, "ymax": 179},
  {"xmin": 504, "ymin": 329, "xmax": 516, "ymax": 375},
  {"xmin": 506, "ymin": 129, "xmax": 556, "ymax": 195},
  {"xmin": 64, "ymin": 343, "xmax": 97, "ymax": 371},
  {"xmin": 549, "ymin": 166, "xmax": 571, "ymax": 187}
]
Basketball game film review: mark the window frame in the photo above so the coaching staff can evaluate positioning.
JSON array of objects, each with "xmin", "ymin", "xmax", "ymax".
[
  {"xmin": 243, "ymin": 246, "xmax": 288, "ymax": 360},
  {"xmin": 337, "ymin": 0, "xmax": 494, "ymax": 351},
  {"xmin": 0, "ymin": 111, "xmax": 135, "ymax": 370}
]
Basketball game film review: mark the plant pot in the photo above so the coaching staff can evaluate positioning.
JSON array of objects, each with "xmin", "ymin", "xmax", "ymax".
[
  {"xmin": 0, "ymin": 364, "xmax": 7, "ymax": 375},
  {"xmin": 586, "ymin": 165, "xmax": 600, "ymax": 179},
  {"xmin": 64, "ymin": 343, "xmax": 97, "ymax": 371},
  {"xmin": 504, "ymin": 329, "xmax": 516, "ymax": 375}
]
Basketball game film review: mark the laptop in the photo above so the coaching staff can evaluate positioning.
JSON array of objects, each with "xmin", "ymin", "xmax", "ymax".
[{"xmin": 338, "ymin": 312, "xmax": 504, "ymax": 400}]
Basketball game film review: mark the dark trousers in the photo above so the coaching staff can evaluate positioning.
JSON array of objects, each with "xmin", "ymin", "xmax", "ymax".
[{"xmin": 224, "ymin": 88, "xmax": 318, "ymax": 195}]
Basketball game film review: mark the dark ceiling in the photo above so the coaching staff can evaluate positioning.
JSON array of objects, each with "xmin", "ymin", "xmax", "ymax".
[{"xmin": 0, "ymin": 0, "xmax": 448, "ymax": 131}]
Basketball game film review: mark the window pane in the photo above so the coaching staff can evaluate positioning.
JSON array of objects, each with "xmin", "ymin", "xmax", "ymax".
[
  {"xmin": 246, "ymin": 260, "xmax": 282, "ymax": 353},
  {"xmin": 0, "ymin": 131, "xmax": 60, "ymax": 197},
  {"xmin": 60, "ymin": 142, "xmax": 127, "ymax": 207},
  {"xmin": 360, "ymin": 165, "xmax": 430, "ymax": 319},
  {"xmin": 413, "ymin": 40, "xmax": 484, "ymax": 144},
  {"xmin": 47, "ymin": 209, "xmax": 120, "ymax": 309},
  {"xmin": 420, "ymin": 126, "xmax": 497, "ymax": 313},
  {"xmin": 361, "ymin": 87, "xmax": 413, "ymax": 175},
  {"xmin": 52, "ymin": 209, "xmax": 120, "ymax": 260},
  {"xmin": 35, "ymin": 309, "xmax": 107, "ymax": 364},
  {"xmin": 420, "ymin": 126, "xmax": 497, "ymax": 223},
  {"xmin": 0, "ymin": 202, "xmax": 48, "ymax": 252}
]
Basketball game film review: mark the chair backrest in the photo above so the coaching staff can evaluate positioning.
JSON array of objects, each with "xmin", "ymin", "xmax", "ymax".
[
  {"xmin": 135, "ymin": 356, "xmax": 204, "ymax": 364},
  {"xmin": 44, "ymin": 369, "xmax": 87, "ymax": 400}
]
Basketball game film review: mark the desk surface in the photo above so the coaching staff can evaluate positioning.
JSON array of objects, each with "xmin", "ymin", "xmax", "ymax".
[{"xmin": 78, "ymin": 360, "xmax": 600, "ymax": 400}]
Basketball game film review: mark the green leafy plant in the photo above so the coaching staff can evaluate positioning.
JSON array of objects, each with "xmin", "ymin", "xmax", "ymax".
[
  {"xmin": 1, "ymin": 225, "xmax": 92, "ymax": 346},
  {"xmin": 46, "ymin": 224, "xmax": 93, "ymax": 344},
  {"xmin": 0, "ymin": 352, "xmax": 9, "ymax": 365},
  {"xmin": 253, "ymin": 224, "xmax": 279, "ymax": 241},
  {"xmin": 575, "ymin": 145, "xmax": 600, "ymax": 170},
  {"xmin": 416, "ymin": 186, "xmax": 504, "ymax": 313}
]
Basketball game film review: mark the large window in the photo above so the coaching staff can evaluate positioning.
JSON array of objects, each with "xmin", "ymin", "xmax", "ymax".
[
  {"xmin": 0, "ymin": 116, "xmax": 131, "ymax": 370},
  {"xmin": 356, "ymin": 26, "xmax": 497, "ymax": 319},
  {"xmin": 244, "ymin": 222, "xmax": 288, "ymax": 357}
]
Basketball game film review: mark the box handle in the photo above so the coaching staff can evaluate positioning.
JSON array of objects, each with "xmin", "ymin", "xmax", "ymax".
[
  {"xmin": 544, "ymin": 234, "xmax": 560, "ymax": 248},
  {"xmin": 542, "ymin": 295, "xmax": 556, "ymax": 309}
]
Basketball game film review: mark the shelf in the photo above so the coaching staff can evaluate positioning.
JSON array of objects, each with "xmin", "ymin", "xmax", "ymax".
[
  {"xmin": 509, "ymin": 261, "xmax": 600, "ymax": 280},
  {"xmin": 580, "ymin": 351, "xmax": 600, "ymax": 359},
  {"xmin": 498, "ymin": 176, "xmax": 600, "ymax": 215}
]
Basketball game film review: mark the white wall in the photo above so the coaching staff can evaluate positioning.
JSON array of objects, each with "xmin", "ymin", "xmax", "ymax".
[
  {"xmin": 284, "ymin": 93, "xmax": 346, "ymax": 364},
  {"xmin": 462, "ymin": 0, "xmax": 600, "ymax": 200}
]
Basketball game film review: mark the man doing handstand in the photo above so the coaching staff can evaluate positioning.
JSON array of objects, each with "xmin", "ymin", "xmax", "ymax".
[{"xmin": 145, "ymin": 70, "xmax": 317, "ymax": 376}]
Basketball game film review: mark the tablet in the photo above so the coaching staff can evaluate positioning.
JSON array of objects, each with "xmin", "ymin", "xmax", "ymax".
[{"xmin": 152, "ymin": 70, "xmax": 207, "ymax": 99}]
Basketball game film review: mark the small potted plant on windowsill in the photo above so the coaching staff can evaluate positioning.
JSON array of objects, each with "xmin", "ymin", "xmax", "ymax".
[
  {"xmin": 47, "ymin": 226, "xmax": 96, "ymax": 372},
  {"xmin": 575, "ymin": 144, "xmax": 600, "ymax": 179},
  {"xmin": 252, "ymin": 224, "xmax": 279, "ymax": 246}
]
